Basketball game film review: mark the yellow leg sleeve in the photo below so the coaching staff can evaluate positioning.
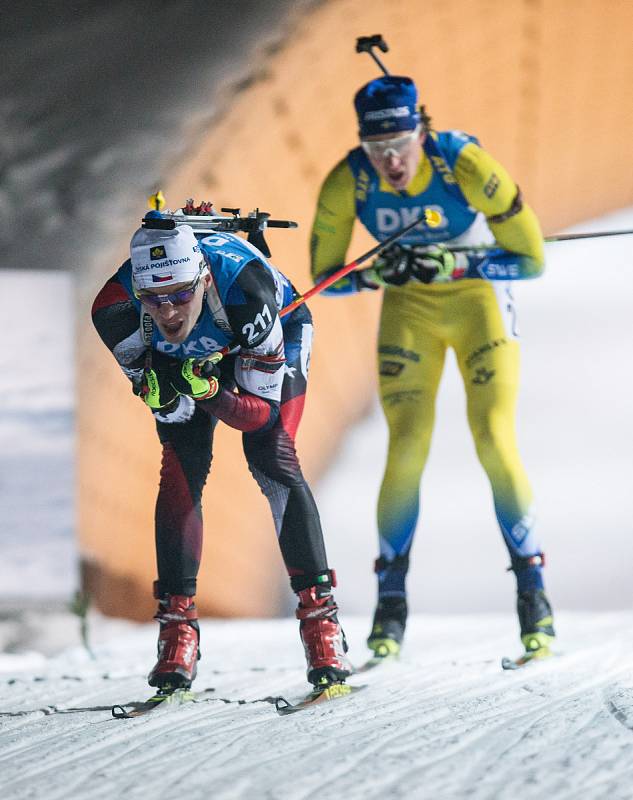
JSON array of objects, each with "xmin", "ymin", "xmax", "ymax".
[
  {"xmin": 376, "ymin": 289, "xmax": 447, "ymax": 566},
  {"xmin": 451, "ymin": 283, "xmax": 539, "ymax": 557}
]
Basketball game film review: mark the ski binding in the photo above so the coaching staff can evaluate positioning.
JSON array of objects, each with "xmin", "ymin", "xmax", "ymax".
[
  {"xmin": 112, "ymin": 686, "xmax": 208, "ymax": 718},
  {"xmin": 275, "ymin": 682, "xmax": 365, "ymax": 716}
]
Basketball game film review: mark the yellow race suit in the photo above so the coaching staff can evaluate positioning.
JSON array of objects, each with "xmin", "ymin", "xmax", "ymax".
[{"xmin": 310, "ymin": 130, "xmax": 547, "ymax": 600}]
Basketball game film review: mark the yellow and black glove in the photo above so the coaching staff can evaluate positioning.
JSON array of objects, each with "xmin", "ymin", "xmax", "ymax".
[
  {"xmin": 407, "ymin": 244, "xmax": 459, "ymax": 284},
  {"xmin": 133, "ymin": 351, "xmax": 222, "ymax": 411},
  {"xmin": 373, "ymin": 243, "xmax": 462, "ymax": 286},
  {"xmin": 133, "ymin": 352, "xmax": 180, "ymax": 411},
  {"xmin": 169, "ymin": 353, "xmax": 223, "ymax": 400}
]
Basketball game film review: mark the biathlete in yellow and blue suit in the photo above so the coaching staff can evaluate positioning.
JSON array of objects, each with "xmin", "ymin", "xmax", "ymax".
[{"xmin": 310, "ymin": 74, "xmax": 555, "ymax": 663}]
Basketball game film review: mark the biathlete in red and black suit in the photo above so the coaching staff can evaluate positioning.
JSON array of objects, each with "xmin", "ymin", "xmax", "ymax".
[{"xmin": 92, "ymin": 216, "xmax": 351, "ymax": 691}]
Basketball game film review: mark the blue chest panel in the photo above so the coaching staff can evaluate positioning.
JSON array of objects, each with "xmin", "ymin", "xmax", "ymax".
[
  {"xmin": 347, "ymin": 130, "xmax": 480, "ymax": 244},
  {"xmin": 156, "ymin": 317, "xmax": 231, "ymax": 357},
  {"xmin": 117, "ymin": 232, "xmax": 295, "ymax": 358}
]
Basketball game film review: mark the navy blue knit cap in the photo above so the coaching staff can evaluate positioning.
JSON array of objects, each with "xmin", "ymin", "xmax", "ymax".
[{"xmin": 354, "ymin": 76, "xmax": 420, "ymax": 138}]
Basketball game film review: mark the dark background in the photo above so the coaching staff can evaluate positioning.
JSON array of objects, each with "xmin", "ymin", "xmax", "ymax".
[{"xmin": 0, "ymin": 0, "xmax": 316, "ymax": 272}]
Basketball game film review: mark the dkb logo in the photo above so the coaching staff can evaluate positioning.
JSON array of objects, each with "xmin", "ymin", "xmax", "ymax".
[{"xmin": 376, "ymin": 206, "xmax": 447, "ymax": 234}]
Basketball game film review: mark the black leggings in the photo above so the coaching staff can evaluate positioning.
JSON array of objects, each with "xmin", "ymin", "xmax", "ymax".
[{"xmin": 154, "ymin": 309, "xmax": 327, "ymax": 597}]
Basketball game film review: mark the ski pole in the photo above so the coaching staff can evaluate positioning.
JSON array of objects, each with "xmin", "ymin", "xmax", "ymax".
[
  {"xmin": 279, "ymin": 210, "xmax": 439, "ymax": 318},
  {"xmin": 448, "ymin": 228, "xmax": 633, "ymax": 254},
  {"xmin": 544, "ymin": 229, "xmax": 633, "ymax": 243}
]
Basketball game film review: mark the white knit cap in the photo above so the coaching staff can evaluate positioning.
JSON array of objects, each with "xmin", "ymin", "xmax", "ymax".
[{"xmin": 130, "ymin": 224, "xmax": 205, "ymax": 290}]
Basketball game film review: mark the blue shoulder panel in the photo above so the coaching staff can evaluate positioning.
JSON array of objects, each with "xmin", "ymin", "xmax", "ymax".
[{"xmin": 429, "ymin": 130, "xmax": 480, "ymax": 170}]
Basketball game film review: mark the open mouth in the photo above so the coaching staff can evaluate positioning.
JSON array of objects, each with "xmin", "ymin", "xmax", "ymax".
[
  {"xmin": 160, "ymin": 319, "xmax": 185, "ymax": 339},
  {"xmin": 387, "ymin": 169, "xmax": 406, "ymax": 187}
]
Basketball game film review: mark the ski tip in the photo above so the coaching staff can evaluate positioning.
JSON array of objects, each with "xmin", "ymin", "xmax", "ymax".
[
  {"xmin": 111, "ymin": 701, "xmax": 158, "ymax": 719},
  {"xmin": 274, "ymin": 696, "xmax": 292, "ymax": 713}
]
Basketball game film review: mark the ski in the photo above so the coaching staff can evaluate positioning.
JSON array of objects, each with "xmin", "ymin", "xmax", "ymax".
[
  {"xmin": 111, "ymin": 687, "xmax": 214, "ymax": 718},
  {"xmin": 112, "ymin": 681, "xmax": 366, "ymax": 719},
  {"xmin": 501, "ymin": 647, "xmax": 553, "ymax": 671},
  {"xmin": 354, "ymin": 652, "xmax": 399, "ymax": 674},
  {"xmin": 275, "ymin": 682, "xmax": 366, "ymax": 716}
]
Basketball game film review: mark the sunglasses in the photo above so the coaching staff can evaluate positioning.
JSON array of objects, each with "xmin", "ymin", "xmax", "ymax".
[
  {"xmin": 361, "ymin": 125, "xmax": 421, "ymax": 160},
  {"xmin": 135, "ymin": 264, "xmax": 206, "ymax": 309}
]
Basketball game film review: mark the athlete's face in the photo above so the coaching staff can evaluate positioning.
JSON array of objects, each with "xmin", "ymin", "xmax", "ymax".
[
  {"xmin": 138, "ymin": 272, "xmax": 211, "ymax": 344},
  {"xmin": 361, "ymin": 126, "xmax": 425, "ymax": 191}
]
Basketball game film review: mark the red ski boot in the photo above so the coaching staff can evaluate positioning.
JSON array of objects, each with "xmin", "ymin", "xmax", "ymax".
[
  {"xmin": 148, "ymin": 594, "xmax": 200, "ymax": 689},
  {"xmin": 296, "ymin": 585, "xmax": 352, "ymax": 686}
]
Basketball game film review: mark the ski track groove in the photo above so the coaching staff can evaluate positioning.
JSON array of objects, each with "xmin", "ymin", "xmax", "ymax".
[
  {"xmin": 415, "ymin": 669, "xmax": 633, "ymax": 798},
  {"xmin": 292, "ymin": 644, "xmax": 625, "ymax": 797},
  {"xmin": 47, "ymin": 704, "xmax": 274, "ymax": 800},
  {"xmin": 3, "ymin": 618, "xmax": 633, "ymax": 799},
  {"xmin": 269, "ymin": 648, "xmax": 633, "ymax": 799},
  {"xmin": 0, "ymin": 702, "xmax": 224, "ymax": 799},
  {"xmin": 57, "ymin": 700, "xmax": 312, "ymax": 800},
  {"xmin": 0, "ymin": 676, "xmax": 305, "ymax": 800}
]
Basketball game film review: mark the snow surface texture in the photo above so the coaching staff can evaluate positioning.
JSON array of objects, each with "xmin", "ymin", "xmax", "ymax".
[{"xmin": 2, "ymin": 614, "xmax": 633, "ymax": 800}]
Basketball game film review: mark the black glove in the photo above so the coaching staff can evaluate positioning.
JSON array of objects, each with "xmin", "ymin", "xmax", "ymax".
[
  {"xmin": 133, "ymin": 350, "xmax": 223, "ymax": 407},
  {"xmin": 373, "ymin": 243, "xmax": 461, "ymax": 286},
  {"xmin": 372, "ymin": 244, "xmax": 412, "ymax": 286},
  {"xmin": 407, "ymin": 244, "xmax": 459, "ymax": 284}
]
